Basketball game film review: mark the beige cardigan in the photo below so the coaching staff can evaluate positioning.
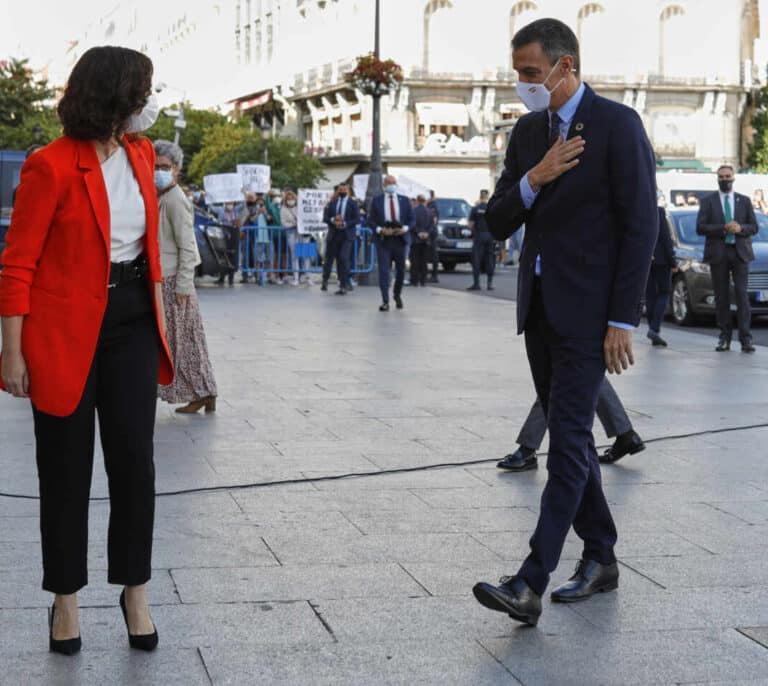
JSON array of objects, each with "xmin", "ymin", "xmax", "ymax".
[{"xmin": 159, "ymin": 184, "xmax": 201, "ymax": 295}]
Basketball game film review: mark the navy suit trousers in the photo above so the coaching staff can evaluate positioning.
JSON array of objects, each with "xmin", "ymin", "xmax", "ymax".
[
  {"xmin": 518, "ymin": 282, "xmax": 617, "ymax": 595},
  {"xmin": 323, "ymin": 229, "xmax": 351, "ymax": 287},
  {"xmin": 376, "ymin": 238, "xmax": 407, "ymax": 303}
]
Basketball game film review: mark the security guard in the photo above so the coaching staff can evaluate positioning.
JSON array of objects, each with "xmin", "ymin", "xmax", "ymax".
[{"xmin": 467, "ymin": 189, "xmax": 495, "ymax": 291}]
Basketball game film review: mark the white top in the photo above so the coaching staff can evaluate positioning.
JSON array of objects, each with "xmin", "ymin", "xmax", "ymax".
[{"xmin": 101, "ymin": 146, "xmax": 146, "ymax": 262}]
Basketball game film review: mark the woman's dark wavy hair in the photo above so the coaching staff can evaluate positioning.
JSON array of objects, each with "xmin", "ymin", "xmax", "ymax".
[{"xmin": 57, "ymin": 46, "xmax": 153, "ymax": 141}]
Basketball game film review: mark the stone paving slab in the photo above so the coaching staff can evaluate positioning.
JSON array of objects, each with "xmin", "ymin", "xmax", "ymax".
[{"xmin": 3, "ymin": 283, "xmax": 768, "ymax": 684}]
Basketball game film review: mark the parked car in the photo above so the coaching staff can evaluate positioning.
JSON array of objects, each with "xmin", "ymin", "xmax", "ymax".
[
  {"xmin": 667, "ymin": 208, "xmax": 768, "ymax": 325},
  {"xmin": 0, "ymin": 150, "xmax": 25, "ymax": 260},
  {"xmin": 434, "ymin": 197, "xmax": 473, "ymax": 271}
]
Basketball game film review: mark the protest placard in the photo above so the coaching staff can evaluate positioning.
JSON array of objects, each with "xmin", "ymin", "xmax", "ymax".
[
  {"xmin": 237, "ymin": 164, "xmax": 271, "ymax": 193},
  {"xmin": 297, "ymin": 189, "xmax": 333, "ymax": 235},
  {"xmin": 203, "ymin": 173, "xmax": 244, "ymax": 204}
]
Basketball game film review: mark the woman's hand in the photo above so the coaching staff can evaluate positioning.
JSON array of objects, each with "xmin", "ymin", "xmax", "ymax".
[{"xmin": 1, "ymin": 350, "xmax": 30, "ymax": 398}]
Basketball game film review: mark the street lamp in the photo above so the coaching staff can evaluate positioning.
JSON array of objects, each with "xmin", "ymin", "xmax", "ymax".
[
  {"xmin": 364, "ymin": 0, "xmax": 383, "ymax": 210},
  {"xmin": 260, "ymin": 120, "xmax": 272, "ymax": 165},
  {"xmin": 155, "ymin": 82, "xmax": 187, "ymax": 147}
]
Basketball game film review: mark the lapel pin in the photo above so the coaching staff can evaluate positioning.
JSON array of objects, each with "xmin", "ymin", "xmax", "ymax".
[{"xmin": 574, "ymin": 122, "xmax": 584, "ymax": 132}]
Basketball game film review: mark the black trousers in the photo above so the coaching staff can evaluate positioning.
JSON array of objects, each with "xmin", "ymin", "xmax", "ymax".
[
  {"xmin": 33, "ymin": 278, "xmax": 160, "ymax": 594},
  {"xmin": 410, "ymin": 242, "xmax": 431, "ymax": 286},
  {"xmin": 711, "ymin": 245, "xmax": 751, "ymax": 343},
  {"xmin": 518, "ymin": 282, "xmax": 617, "ymax": 595},
  {"xmin": 472, "ymin": 233, "xmax": 495, "ymax": 285},
  {"xmin": 645, "ymin": 264, "xmax": 672, "ymax": 334},
  {"xmin": 322, "ymin": 229, "xmax": 351, "ymax": 287},
  {"xmin": 376, "ymin": 238, "xmax": 407, "ymax": 303},
  {"xmin": 430, "ymin": 235, "xmax": 439, "ymax": 277}
]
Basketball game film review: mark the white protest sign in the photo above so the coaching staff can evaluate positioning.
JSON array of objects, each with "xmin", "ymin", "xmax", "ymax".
[
  {"xmin": 237, "ymin": 164, "xmax": 271, "ymax": 193},
  {"xmin": 203, "ymin": 173, "xmax": 244, "ymax": 204},
  {"xmin": 297, "ymin": 189, "xmax": 333, "ymax": 235}
]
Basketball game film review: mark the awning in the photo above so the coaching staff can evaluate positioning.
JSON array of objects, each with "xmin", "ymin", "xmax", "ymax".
[
  {"xmin": 318, "ymin": 164, "xmax": 358, "ymax": 189},
  {"xmin": 656, "ymin": 159, "xmax": 709, "ymax": 171},
  {"xmin": 415, "ymin": 102, "xmax": 469, "ymax": 127},
  {"xmin": 229, "ymin": 90, "xmax": 272, "ymax": 109}
]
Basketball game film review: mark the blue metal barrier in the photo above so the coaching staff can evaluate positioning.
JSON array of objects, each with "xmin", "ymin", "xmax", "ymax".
[{"xmin": 239, "ymin": 226, "xmax": 375, "ymax": 282}]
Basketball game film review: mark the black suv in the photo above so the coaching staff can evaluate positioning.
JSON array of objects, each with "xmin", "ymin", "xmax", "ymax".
[{"xmin": 433, "ymin": 197, "xmax": 473, "ymax": 272}]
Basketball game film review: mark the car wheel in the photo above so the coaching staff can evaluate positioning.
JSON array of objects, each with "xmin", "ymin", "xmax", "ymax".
[
  {"xmin": 441, "ymin": 262, "xmax": 457, "ymax": 273},
  {"xmin": 672, "ymin": 275, "xmax": 696, "ymax": 326}
]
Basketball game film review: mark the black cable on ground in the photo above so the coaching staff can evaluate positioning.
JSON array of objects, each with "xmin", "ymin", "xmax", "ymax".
[{"xmin": 1, "ymin": 421, "xmax": 766, "ymax": 502}]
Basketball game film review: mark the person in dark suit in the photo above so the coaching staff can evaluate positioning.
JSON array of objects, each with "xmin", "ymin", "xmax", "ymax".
[
  {"xmin": 696, "ymin": 165, "xmax": 758, "ymax": 352},
  {"xmin": 645, "ymin": 205, "xmax": 678, "ymax": 347},
  {"xmin": 368, "ymin": 175, "xmax": 415, "ymax": 311},
  {"xmin": 322, "ymin": 182, "xmax": 360, "ymax": 295},
  {"xmin": 467, "ymin": 190, "xmax": 496, "ymax": 291},
  {"xmin": 472, "ymin": 18, "xmax": 657, "ymax": 626},
  {"xmin": 498, "ymin": 377, "xmax": 645, "ymax": 472},
  {"xmin": 427, "ymin": 190, "xmax": 440, "ymax": 282},
  {"xmin": 409, "ymin": 195, "xmax": 434, "ymax": 287}
]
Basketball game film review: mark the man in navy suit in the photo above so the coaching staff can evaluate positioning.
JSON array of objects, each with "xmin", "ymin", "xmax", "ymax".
[
  {"xmin": 322, "ymin": 182, "xmax": 360, "ymax": 295},
  {"xmin": 645, "ymin": 205, "xmax": 678, "ymax": 347},
  {"xmin": 368, "ymin": 175, "xmax": 415, "ymax": 311},
  {"xmin": 472, "ymin": 18, "xmax": 657, "ymax": 626},
  {"xmin": 696, "ymin": 165, "xmax": 758, "ymax": 352}
]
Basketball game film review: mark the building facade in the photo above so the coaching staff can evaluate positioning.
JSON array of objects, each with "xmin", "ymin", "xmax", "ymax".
[{"xmin": 228, "ymin": 0, "xmax": 762, "ymax": 199}]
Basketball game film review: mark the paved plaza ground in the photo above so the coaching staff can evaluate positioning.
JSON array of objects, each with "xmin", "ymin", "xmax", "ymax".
[{"xmin": 2, "ymin": 278, "xmax": 768, "ymax": 685}]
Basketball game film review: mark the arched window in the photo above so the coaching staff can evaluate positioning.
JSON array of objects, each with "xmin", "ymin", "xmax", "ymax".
[
  {"xmin": 659, "ymin": 4, "xmax": 686, "ymax": 77},
  {"xmin": 423, "ymin": 0, "xmax": 454, "ymax": 73},
  {"xmin": 577, "ymin": 3, "xmax": 606, "ymax": 76},
  {"xmin": 509, "ymin": 1, "xmax": 539, "ymax": 70}
]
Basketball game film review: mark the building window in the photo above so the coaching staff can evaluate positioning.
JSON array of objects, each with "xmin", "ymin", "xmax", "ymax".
[
  {"xmin": 423, "ymin": 0, "xmax": 453, "ymax": 73},
  {"xmin": 266, "ymin": 13, "xmax": 274, "ymax": 61},
  {"xmin": 509, "ymin": 1, "xmax": 539, "ymax": 71},
  {"xmin": 577, "ymin": 3, "xmax": 605, "ymax": 76},
  {"xmin": 659, "ymin": 5, "xmax": 686, "ymax": 78}
]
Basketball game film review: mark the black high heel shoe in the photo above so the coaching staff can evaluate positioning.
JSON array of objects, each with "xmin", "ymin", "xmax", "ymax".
[
  {"xmin": 119, "ymin": 589, "xmax": 158, "ymax": 652},
  {"xmin": 48, "ymin": 602, "xmax": 81, "ymax": 655}
]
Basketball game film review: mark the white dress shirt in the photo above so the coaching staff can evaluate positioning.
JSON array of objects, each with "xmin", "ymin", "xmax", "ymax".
[{"xmin": 101, "ymin": 146, "xmax": 146, "ymax": 262}]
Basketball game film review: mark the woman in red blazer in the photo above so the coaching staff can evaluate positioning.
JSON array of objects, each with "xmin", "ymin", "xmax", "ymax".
[{"xmin": 0, "ymin": 47, "xmax": 173, "ymax": 655}]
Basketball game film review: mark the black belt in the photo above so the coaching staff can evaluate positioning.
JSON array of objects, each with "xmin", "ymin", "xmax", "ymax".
[{"xmin": 108, "ymin": 255, "xmax": 148, "ymax": 288}]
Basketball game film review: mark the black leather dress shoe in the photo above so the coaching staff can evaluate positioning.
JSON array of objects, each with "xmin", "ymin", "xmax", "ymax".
[
  {"xmin": 647, "ymin": 331, "xmax": 667, "ymax": 347},
  {"xmin": 550, "ymin": 559, "xmax": 619, "ymax": 603},
  {"xmin": 599, "ymin": 430, "xmax": 645, "ymax": 464},
  {"xmin": 473, "ymin": 576, "xmax": 542, "ymax": 626},
  {"xmin": 335, "ymin": 288, "xmax": 347, "ymax": 296},
  {"xmin": 466, "ymin": 284, "xmax": 481, "ymax": 291},
  {"xmin": 497, "ymin": 447, "xmax": 537, "ymax": 472},
  {"xmin": 379, "ymin": 303, "xmax": 389, "ymax": 312},
  {"xmin": 321, "ymin": 282, "xmax": 328, "ymax": 292},
  {"xmin": 395, "ymin": 295, "xmax": 403, "ymax": 309},
  {"xmin": 742, "ymin": 342, "xmax": 756, "ymax": 353},
  {"xmin": 716, "ymin": 340, "xmax": 731, "ymax": 352}
]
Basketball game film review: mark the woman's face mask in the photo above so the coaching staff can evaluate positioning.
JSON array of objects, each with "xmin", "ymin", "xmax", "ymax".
[
  {"xmin": 126, "ymin": 94, "xmax": 160, "ymax": 133},
  {"xmin": 154, "ymin": 169, "xmax": 173, "ymax": 190}
]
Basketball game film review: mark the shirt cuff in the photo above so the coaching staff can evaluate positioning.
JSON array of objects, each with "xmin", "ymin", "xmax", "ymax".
[
  {"xmin": 376, "ymin": 227, "xmax": 383, "ymax": 234},
  {"xmin": 608, "ymin": 321, "xmax": 635, "ymax": 330},
  {"xmin": 520, "ymin": 172, "xmax": 539, "ymax": 209}
]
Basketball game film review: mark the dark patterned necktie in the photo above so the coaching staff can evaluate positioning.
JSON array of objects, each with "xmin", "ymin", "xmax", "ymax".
[{"xmin": 549, "ymin": 112, "xmax": 562, "ymax": 147}]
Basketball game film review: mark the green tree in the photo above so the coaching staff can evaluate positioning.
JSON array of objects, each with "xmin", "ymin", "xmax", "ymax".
[
  {"xmin": 0, "ymin": 58, "xmax": 61, "ymax": 148},
  {"xmin": 188, "ymin": 124, "xmax": 326, "ymax": 190},
  {"xmin": 144, "ymin": 104, "xmax": 228, "ymax": 163},
  {"xmin": 749, "ymin": 82, "xmax": 768, "ymax": 172}
]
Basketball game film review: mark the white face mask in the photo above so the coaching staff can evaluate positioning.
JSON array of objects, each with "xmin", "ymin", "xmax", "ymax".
[
  {"xmin": 126, "ymin": 94, "xmax": 160, "ymax": 133},
  {"xmin": 515, "ymin": 59, "xmax": 568, "ymax": 113}
]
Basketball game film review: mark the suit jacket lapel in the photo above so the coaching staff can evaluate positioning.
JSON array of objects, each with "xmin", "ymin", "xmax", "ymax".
[{"xmin": 77, "ymin": 139, "xmax": 110, "ymax": 256}]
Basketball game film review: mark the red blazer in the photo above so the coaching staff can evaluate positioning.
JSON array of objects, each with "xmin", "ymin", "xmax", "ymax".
[{"xmin": 0, "ymin": 135, "xmax": 174, "ymax": 416}]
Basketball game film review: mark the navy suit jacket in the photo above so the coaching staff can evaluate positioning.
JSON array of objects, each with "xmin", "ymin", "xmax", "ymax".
[
  {"xmin": 486, "ymin": 84, "xmax": 658, "ymax": 339},
  {"xmin": 410, "ymin": 204, "xmax": 435, "ymax": 244},
  {"xmin": 368, "ymin": 193, "xmax": 415, "ymax": 245},
  {"xmin": 653, "ymin": 207, "xmax": 677, "ymax": 267},
  {"xmin": 696, "ymin": 191, "xmax": 757, "ymax": 264},
  {"xmin": 324, "ymin": 196, "xmax": 360, "ymax": 241}
]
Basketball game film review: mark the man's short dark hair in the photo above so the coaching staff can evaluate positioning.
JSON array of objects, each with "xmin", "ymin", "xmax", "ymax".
[
  {"xmin": 58, "ymin": 46, "xmax": 153, "ymax": 142},
  {"xmin": 717, "ymin": 164, "xmax": 735, "ymax": 174},
  {"xmin": 512, "ymin": 18, "xmax": 581, "ymax": 76}
]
